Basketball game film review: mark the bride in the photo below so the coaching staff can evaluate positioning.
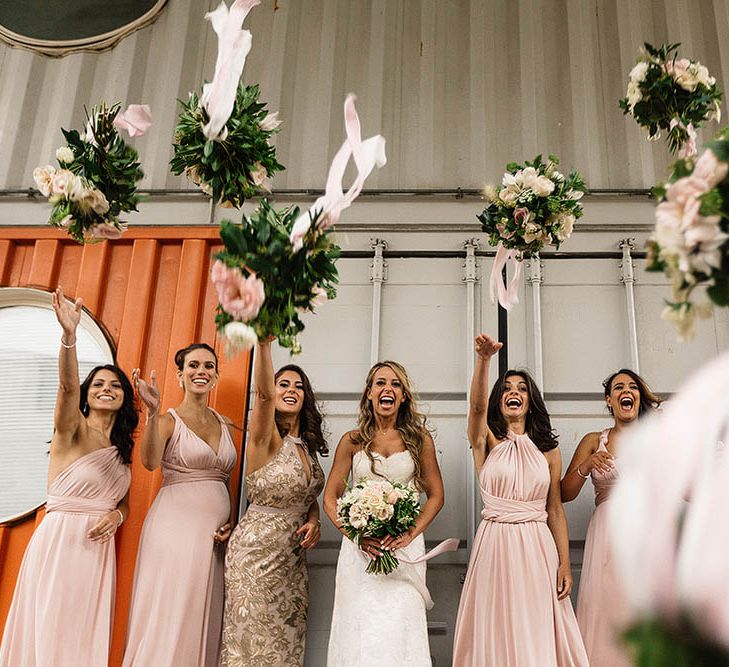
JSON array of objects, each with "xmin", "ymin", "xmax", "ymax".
[{"xmin": 323, "ymin": 361, "xmax": 445, "ymax": 666}]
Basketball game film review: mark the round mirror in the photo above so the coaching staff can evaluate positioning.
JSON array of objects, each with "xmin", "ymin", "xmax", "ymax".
[{"xmin": 0, "ymin": 288, "xmax": 114, "ymax": 524}]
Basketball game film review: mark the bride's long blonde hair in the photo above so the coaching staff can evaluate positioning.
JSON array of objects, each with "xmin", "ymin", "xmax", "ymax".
[{"xmin": 350, "ymin": 361, "xmax": 430, "ymax": 490}]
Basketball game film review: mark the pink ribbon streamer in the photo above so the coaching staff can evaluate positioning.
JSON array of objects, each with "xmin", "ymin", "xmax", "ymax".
[
  {"xmin": 669, "ymin": 118, "xmax": 698, "ymax": 159},
  {"xmin": 489, "ymin": 243, "xmax": 522, "ymax": 310},
  {"xmin": 396, "ymin": 537, "xmax": 460, "ymax": 565},
  {"xmin": 202, "ymin": 0, "xmax": 260, "ymax": 141},
  {"xmin": 113, "ymin": 104, "xmax": 153, "ymax": 137},
  {"xmin": 289, "ymin": 94, "xmax": 387, "ymax": 251}
]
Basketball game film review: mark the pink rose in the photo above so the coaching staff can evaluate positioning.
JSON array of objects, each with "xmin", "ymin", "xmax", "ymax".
[
  {"xmin": 49, "ymin": 169, "xmax": 76, "ymax": 200},
  {"xmin": 210, "ymin": 259, "xmax": 265, "ymax": 321},
  {"xmin": 113, "ymin": 104, "xmax": 153, "ymax": 137},
  {"xmin": 90, "ymin": 222, "xmax": 125, "ymax": 240},
  {"xmin": 513, "ymin": 207, "xmax": 531, "ymax": 228},
  {"xmin": 692, "ymin": 149, "xmax": 729, "ymax": 188}
]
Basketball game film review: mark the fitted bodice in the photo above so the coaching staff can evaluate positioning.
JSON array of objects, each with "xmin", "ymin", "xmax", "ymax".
[
  {"xmin": 46, "ymin": 446, "xmax": 130, "ymax": 515},
  {"xmin": 161, "ymin": 408, "xmax": 237, "ymax": 486},
  {"xmin": 352, "ymin": 449, "xmax": 416, "ymax": 487},
  {"xmin": 591, "ymin": 428, "xmax": 619, "ymax": 506},
  {"xmin": 246, "ymin": 435, "xmax": 324, "ymax": 510}
]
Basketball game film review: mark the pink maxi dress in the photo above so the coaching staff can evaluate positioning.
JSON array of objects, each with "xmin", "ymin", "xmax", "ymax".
[
  {"xmin": 576, "ymin": 428, "xmax": 632, "ymax": 666},
  {"xmin": 0, "ymin": 446, "xmax": 131, "ymax": 667},
  {"xmin": 123, "ymin": 408, "xmax": 236, "ymax": 667},
  {"xmin": 453, "ymin": 432, "xmax": 588, "ymax": 666}
]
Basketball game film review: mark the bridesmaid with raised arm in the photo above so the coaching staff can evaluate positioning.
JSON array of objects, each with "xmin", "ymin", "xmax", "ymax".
[
  {"xmin": 561, "ymin": 369, "xmax": 662, "ymax": 666},
  {"xmin": 220, "ymin": 339, "xmax": 326, "ymax": 666},
  {"xmin": 0, "ymin": 287, "xmax": 137, "ymax": 667},
  {"xmin": 453, "ymin": 333, "xmax": 588, "ymax": 666},
  {"xmin": 123, "ymin": 343, "xmax": 237, "ymax": 667}
]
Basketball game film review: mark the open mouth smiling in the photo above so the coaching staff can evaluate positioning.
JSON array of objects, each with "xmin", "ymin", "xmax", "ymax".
[
  {"xmin": 505, "ymin": 397, "xmax": 522, "ymax": 409},
  {"xmin": 379, "ymin": 396, "xmax": 395, "ymax": 407},
  {"xmin": 619, "ymin": 395, "xmax": 635, "ymax": 409},
  {"xmin": 282, "ymin": 396, "xmax": 298, "ymax": 406}
]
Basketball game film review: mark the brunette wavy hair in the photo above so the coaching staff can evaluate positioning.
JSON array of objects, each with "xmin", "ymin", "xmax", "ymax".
[
  {"xmin": 487, "ymin": 369, "xmax": 558, "ymax": 452},
  {"xmin": 274, "ymin": 364, "xmax": 328, "ymax": 457},
  {"xmin": 351, "ymin": 361, "xmax": 430, "ymax": 490},
  {"xmin": 603, "ymin": 368, "xmax": 662, "ymax": 418},
  {"xmin": 79, "ymin": 365, "xmax": 138, "ymax": 464},
  {"xmin": 174, "ymin": 343, "xmax": 218, "ymax": 373}
]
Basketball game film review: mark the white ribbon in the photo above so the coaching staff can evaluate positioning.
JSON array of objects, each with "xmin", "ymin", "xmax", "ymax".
[
  {"xmin": 489, "ymin": 243, "xmax": 522, "ymax": 310},
  {"xmin": 290, "ymin": 94, "xmax": 387, "ymax": 251},
  {"xmin": 202, "ymin": 0, "xmax": 260, "ymax": 141},
  {"xmin": 669, "ymin": 118, "xmax": 698, "ymax": 159}
]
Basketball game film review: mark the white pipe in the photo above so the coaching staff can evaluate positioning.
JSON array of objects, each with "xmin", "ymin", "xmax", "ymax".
[
  {"xmin": 619, "ymin": 239, "xmax": 640, "ymax": 373},
  {"xmin": 369, "ymin": 239, "xmax": 387, "ymax": 365},
  {"xmin": 526, "ymin": 254, "xmax": 544, "ymax": 389}
]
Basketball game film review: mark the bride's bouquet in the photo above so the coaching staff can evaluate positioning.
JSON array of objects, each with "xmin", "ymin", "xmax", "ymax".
[{"xmin": 337, "ymin": 478, "xmax": 420, "ymax": 575}]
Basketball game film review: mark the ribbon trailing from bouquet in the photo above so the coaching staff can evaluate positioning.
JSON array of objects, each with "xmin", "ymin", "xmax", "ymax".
[
  {"xmin": 489, "ymin": 243, "xmax": 522, "ymax": 310},
  {"xmin": 396, "ymin": 537, "xmax": 460, "ymax": 565},
  {"xmin": 289, "ymin": 94, "xmax": 387, "ymax": 252},
  {"xmin": 202, "ymin": 0, "xmax": 260, "ymax": 140},
  {"xmin": 669, "ymin": 118, "xmax": 698, "ymax": 159}
]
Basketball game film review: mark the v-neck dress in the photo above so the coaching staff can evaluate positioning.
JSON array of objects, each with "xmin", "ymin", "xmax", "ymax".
[
  {"xmin": 123, "ymin": 408, "xmax": 237, "ymax": 667},
  {"xmin": 220, "ymin": 434, "xmax": 325, "ymax": 666}
]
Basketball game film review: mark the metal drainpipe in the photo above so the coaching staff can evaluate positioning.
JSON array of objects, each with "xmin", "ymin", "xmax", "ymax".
[
  {"xmin": 526, "ymin": 254, "xmax": 545, "ymax": 389},
  {"xmin": 619, "ymin": 239, "xmax": 640, "ymax": 373},
  {"xmin": 369, "ymin": 239, "xmax": 388, "ymax": 365},
  {"xmin": 463, "ymin": 239, "xmax": 479, "ymax": 551}
]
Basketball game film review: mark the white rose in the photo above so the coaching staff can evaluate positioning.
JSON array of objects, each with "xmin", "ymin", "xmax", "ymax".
[
  {"xmin": 626, "ymin": 80, "xmax": 642, "ymax": 110},
  {"xmin": 223, "ymin": 321, "xmax": 258, "ymax": 355},
  {"xmin": 523, "ymin": 221, "xmax": 546, "ymax": 244},
  {"xmin": 33, "ymin": 165, "xmax": 56, "ymax": 197},
  {"xmin": 629, "ymin": 61, "xmax": 649, "ymax": 83},
  {"xmin": 67, "ymin": 175, "xmax": 89, "ymax": 203},
  {"xmin": 49, "ymin": 169, "xmax": 76, "ymax": 200},
  {"xmin": 55, "ymin": 146, "xmax": 74, "ymax": 164},
  {"xmin": 553, "ymin": 212, "xmax": 576, "ymax": 241},
  {"xmin": 499, "ymin": 186, "xmax": 518, "ymax": 208},
  {"xmin": 532, "ymin": 175, "xmax": 555, "ymax": 197}
]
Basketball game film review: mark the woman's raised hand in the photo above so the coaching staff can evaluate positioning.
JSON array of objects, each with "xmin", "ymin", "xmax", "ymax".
[
  {"xmin": 474, "ymin": 333, "xmax": 503, "ymax": 360},
  {"xmin": 132, "ymin": 368, "xmax": 161, "ymax": 414},
  {"xmin": 52, "ymin": 287, "xmax": 82, "ymax": 339}
]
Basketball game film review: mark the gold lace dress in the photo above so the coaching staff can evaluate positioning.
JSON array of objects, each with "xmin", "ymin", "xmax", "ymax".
[{"xmin": 220, "ymin": 435, "xmax": 324, "ymax": 666}]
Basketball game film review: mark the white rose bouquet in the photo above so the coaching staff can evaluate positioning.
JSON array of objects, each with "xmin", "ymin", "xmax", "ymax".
[
  {"xmin": 33, "ymin": 102, "xmax": 150, "ymax": 243},
  {"xmin": 619, "ymin": 42, "xmax": 722, "ymax": 157},
  {"xmin": 478, "ymin": 154, "xmax": 586, "ymax": 309},
  {"xmin": 646, "ymin": 128, "xmax": 729, "ymax": 340},
  {"xmin": 337, "ymin": 478, "xmax": 420, "ymax": 575}
]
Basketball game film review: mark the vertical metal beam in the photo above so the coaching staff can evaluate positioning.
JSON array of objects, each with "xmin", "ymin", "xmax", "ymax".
[
  {"xmin": 526, "ymin": 253, "xmax": 545, "ymax": 388},
  {"xmin": 463, "ymin": 239, "xmax": 479, "ymax": 551},
  {"xmin": 208, "ymin": 197, "xmax": 216, "ymax": 225},
  {"xmin": 369, "ymin": 239, "xmax": 388, "ymax": 365},
  {"xmin": 619, "ymin": 239, "xmax": 640, "ymax": 373}
]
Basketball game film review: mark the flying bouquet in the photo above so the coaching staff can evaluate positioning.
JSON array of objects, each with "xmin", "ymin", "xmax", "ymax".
[
  {"xmin": 212, "ymin": 94, "xmax": 386, "ymax": 355},
  {"xmin": 619, "ymin": 42, "xmax": 722, "ymax": 157},
  {"xmin": 337, "ymin": 478, "xmax": 420, "ymax": 575},
  {"xmin": 170, "ymin": 0, "xmax": 283, "ymax": 208},
  {"xmin": 646, "ymin": 129, "xmax": 729, "ymax": 340},
  {"xmin": 478, "ymin": 154, "xmax": 586, "ymax": 309},
  {"xmin": 32, "ymin": 103, "xmax": 150, "ymax": 243}
]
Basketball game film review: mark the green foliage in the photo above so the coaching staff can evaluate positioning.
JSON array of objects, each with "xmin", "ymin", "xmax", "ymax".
[
  {"xmin": 214, "ymin": 200, "xmax": 339, "ymax": 353},
  {"xmin": 619, "ymin": 42, "xmax": 723, "ymax": 155},
  {"xmin": 170, "ymin": 83, "xmax": 284, "ymax": 208}
]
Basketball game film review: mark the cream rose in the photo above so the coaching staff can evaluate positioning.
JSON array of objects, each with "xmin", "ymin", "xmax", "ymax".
[
  {"xmin": 55, "ymin": 146, "xmax": 74, "ymax": 164},
  {"xmin": 33, "ymin": 165, "xmax": 56, "ymax": 197}
]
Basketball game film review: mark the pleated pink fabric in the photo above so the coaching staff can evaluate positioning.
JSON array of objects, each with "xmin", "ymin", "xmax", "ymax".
[
  {"xmin": 576, "ymin": 428, "xmax": 632, "ymax": 666},
  {"xmin": 0, "ymin": 446, "xmax": 131, "ymax": 667},
  {"xmin": 123, "ymin": 408, "xmax": 236, "ymax": 667},
  {"xmin": 453, "ymin": 432, "xmax": 588, "ymax": 666}
]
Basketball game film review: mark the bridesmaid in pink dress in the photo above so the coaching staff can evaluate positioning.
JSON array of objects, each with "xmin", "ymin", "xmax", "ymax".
[
  {"xmin": 562, "ymin": 368, "xmax": 662, "ymax": 666},
  {"xmin": 123, "ymin": 343, "xmax": 237, "ymax": 667},
  {"xmin": 453, "ymin": 333, "xmax": 588, "ymax": 666},
  {"xmin": 0, "ymin": 287, "xmax": 137, "ymax": 667}
]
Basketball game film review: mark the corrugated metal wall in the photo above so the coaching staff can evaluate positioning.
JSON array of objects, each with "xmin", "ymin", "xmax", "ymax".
[
  {"xmin": 1, "ymin": 0, "xmax": 728, "ymax": 192},
  {"xmin": 0, "ymin": 227, "xmax": 251, "ymax": 666}
]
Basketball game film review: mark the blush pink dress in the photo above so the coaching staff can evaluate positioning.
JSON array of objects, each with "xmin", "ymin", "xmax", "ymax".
[
  {"xmin": 0, "ymin": 446, "xmax": 131, "ymax": 667},
  {"xmin": 576, "ymin": 428, "xmax": 632, "ymax": 666},
  {"xmin": 123, "ymin": 408, "xmax": 236, "ymax": 667},
  {"xmin": 453, "ymin": 432, "xmax": 588, "ymax": 666}
]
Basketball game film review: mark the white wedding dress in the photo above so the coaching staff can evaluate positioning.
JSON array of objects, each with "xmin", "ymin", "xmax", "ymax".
[{"xmin": 327, "ymin": 450, "xmax": 432, "ymax": 666}]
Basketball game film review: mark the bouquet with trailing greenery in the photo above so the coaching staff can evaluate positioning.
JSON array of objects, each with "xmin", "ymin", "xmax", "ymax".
[
  {"xmin": 479, "ymin": 154, "xmax": 587, "ymax": 257},
  {"xmin": 170, "ymin": 83, "xmax": 284, "ymax": 208},
  {"xmin": 33, "ymin": 103, "xmax": 148, "ymax": 243},
  {"xmin": 337, "ymin": 478, "xmax": 420, "ymax": 575},
  {"xmin": 211, "ymin": 200, "xmax": 339, "ymax": 355},
  {"xmin": 646, "ymin": 128, "xmax": 729, "ymax": 340},
  {"xmin": 619, "ymin": 42, "xmax": 723, "ymax": 156}
]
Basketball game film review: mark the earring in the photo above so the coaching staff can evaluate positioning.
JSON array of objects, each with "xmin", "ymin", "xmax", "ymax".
[{"xmin": 179, "ymin": 380, "xmax": 183, "ymax": 388}]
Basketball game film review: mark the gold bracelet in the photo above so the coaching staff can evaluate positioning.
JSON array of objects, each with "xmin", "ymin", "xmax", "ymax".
[{"xmin": 113, "ymin": 508, "xmax": 124, "ymax": 525}]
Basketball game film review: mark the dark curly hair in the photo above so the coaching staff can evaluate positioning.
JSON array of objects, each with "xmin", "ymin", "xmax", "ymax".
[
  {"xmin": 174, "ymin": 343, "xmax": 218, "ymax": 373},
  {"xmin": 79, "ymin": 365, "xmax": 138, "ymax": 464},
  {"xmin": 487, "ymin": 369, "xmax": 558, "ymax": 452},
  {"xmin": 603, "ymin": 368, "xmax": 662, "ymax": 418},
  {"xmin": 274, "ymin": 364, "xmax": 328, "ymax": 457}
]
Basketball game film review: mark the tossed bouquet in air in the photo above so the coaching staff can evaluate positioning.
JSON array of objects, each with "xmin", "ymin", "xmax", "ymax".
[
  {"xmin": 619, "ymin": 42, "xmax": 722, "ymax": 157},
  {"xmin": 479, "ymin": 154, "xmax": 586, "ymax": 309},
  {"xmin": 337, "ymin": 478, "xmax": 420, "ymax": 575}
]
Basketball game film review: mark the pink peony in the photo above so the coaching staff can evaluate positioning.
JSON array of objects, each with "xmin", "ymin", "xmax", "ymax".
[
  {"xmin": 90, "ymin": 222, "xmax": 125, "ymax": 240},
  {"xmin": 113, "ymin": 104, "xmax": 153, "ymax": 137},
  {"xmin": 210, "ymin": 259, "xmax": 265, "ymax": 321},
  {"xmin": 692, "ymin": 148, "xmax": 729, "ymax": 188}
]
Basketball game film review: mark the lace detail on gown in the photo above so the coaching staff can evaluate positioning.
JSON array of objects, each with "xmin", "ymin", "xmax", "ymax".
[{"xmin": 327, "ymin": 450, "xmax": 432, "ymax": 667}]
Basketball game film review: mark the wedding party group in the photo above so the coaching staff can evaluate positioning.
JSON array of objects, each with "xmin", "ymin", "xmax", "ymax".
[{"xmin": 0, "ymin": 286, "xmax": 661, "ymax": 667}]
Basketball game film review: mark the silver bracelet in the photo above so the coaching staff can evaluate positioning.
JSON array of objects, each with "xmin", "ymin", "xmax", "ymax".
[
  {"xmin": 60, "ymin": 338, "xmax": 76, "ymax": 349},
  {"xmin": 576, "ymin": 464, "xmax": 590, "ymax": 479},
  {"xmin": 113, "ymin": 508, "xmax": 124, "ymax": 525}
]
